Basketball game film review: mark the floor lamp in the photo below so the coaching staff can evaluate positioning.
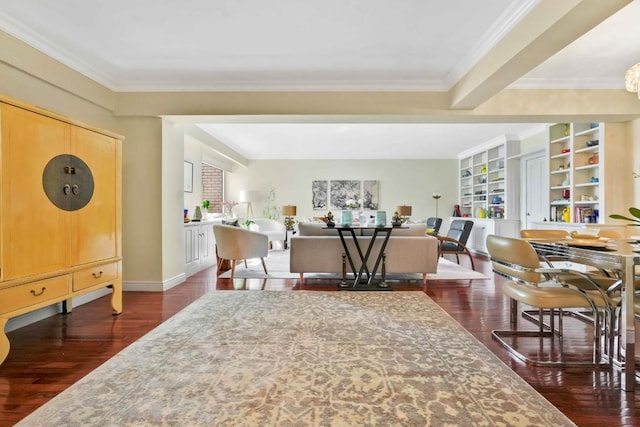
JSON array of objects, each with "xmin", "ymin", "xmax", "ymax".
[
  {"xmin": 432, "ymin": 192, "xmax": 441, "ymax": 218},
  {"xmin": 238, "ymin": 190, "xmax": 256, "ymax": 220}
]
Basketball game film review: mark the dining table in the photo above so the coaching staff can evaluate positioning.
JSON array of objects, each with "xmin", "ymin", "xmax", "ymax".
[{"xmin": 528, "ymin": 237, "xmax": 639, "ymax": 392}]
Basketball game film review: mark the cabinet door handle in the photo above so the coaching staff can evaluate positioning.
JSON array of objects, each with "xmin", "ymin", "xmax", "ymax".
[
  {"xmin": 30, "ymin": 287, "xmax": 46, "ymax": 296},
  {"xmin": 63, "ymin": 184, "xmax": 71, "ymax": 195},
  {"xmin": 92, "ymin": 271, "xmax": 103, "ymax": 278},
  {"xmin": 71, "ymin": 184, "xmax": 79, "ymax": 195}
]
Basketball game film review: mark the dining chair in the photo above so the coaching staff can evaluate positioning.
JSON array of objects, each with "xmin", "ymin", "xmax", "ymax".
[
  {"xmin": 486, "ymin": 234, "xmax": 615, "ymax": 368},
  {"xmin": 213, "ymin": 224, "xmax": 269, "ymax": 280},
  {"xmin": 437, "ymin": 219, "xmax": 475, "ymax": 270}
]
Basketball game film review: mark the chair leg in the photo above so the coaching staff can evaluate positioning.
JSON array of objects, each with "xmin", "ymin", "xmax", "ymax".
[
  {"xmin": 465, "ymin": 250, "xmax": 475, "ymax": 270},
  {"xmin": 493, "ymin": 298, "xmax": 612, "ymax": 368},
  {"xmin": 230, "ymin": 260, "xmax": 237, "ymax": 281},
  {"xmin": 299, "ymin": 273, "xmax": 304, "ymax": 285},
  {"xmin": 260, "ymin": 258, "xmax": 268, "ymax": 274}
]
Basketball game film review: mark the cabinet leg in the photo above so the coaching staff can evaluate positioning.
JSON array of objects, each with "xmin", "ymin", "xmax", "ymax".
[
  {"xmin": 0, "ymin": 318, "xmax": 8, "ymax": 365},
  {"xmin": 111, "ymin": 279, "xmax": 123, "ymax": 314},
  {"xmin": 62, "ymin": 298, "xmax": 73, "ymax": 314}
]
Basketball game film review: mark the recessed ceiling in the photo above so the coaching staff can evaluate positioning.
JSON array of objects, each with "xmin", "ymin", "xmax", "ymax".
[
  {"xmin": 196, "ymin": 122, "xmax": 542, "ymax": 159},
  {"xmin": 0, "ymin": 0, "xmax": 536, "ymax": 91},
  {"xmin": 1, "ymin": 0, "xmax": 638, "ymax": 158}
]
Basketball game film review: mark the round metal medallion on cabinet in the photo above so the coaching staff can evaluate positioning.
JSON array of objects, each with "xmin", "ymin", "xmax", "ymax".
[{"xmin": 42, "ymin": 154, "xmax": 95, "ymax": 211}]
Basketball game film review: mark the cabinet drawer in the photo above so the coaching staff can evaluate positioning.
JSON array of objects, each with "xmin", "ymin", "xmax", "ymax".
[
  {"xmin": 0, "ymin": 275, "xmax": 70, "ymax": 315},
  {"xmin": 73, "ymin": 262, "xmax": 118, "ymax": 291}
]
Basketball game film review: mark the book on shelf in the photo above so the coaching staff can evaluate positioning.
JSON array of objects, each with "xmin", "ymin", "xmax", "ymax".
[{"xmin": 574, "ymin": 206, "xmax": 596, "ymax": 223}]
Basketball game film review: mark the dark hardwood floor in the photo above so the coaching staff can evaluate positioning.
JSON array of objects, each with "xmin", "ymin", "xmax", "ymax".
[{"xmin": 1, "ymin": 254, "xmax": 639, "ymax": 426}]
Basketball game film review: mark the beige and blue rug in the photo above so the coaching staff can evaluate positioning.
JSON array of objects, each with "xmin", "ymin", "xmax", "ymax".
[{"xmin": 17, "ymin": 291, "xmax": 574, "ymax": 426}]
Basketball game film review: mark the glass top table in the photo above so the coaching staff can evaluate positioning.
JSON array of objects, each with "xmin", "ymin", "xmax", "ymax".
[{"xmin": 529, "ymin": 238, "xmax": 639, "ymax": 391}]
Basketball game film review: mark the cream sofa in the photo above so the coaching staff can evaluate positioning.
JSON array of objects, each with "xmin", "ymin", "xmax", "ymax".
[
  {"xmin": 252, "ymin": 218, "xmax": 287, "ymax": 248},
  {"xmin": 289, "ymin": 222, "xmax": 439, "ymax": 285}
]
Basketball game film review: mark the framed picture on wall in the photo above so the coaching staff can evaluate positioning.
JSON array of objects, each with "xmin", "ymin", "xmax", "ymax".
[
  {"xmin": 184, "ymin": 161, "xmax": 193, "ymax": 193},
  {"xmin": 363, "ymin": 180, "xmax": 379, "ymax": 209},
  {"xmin": 311, "ymin": 180, "xmax": 328, "ymax": 210},
  {"xmin": 330, "ymin": 180, "xmax": 361, "ymax": 209}
]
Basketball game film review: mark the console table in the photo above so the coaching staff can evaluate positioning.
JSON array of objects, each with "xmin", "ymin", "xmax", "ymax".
[{"xmin": 325, "ymin": 225, "xmax": 402, "ymax": 290}]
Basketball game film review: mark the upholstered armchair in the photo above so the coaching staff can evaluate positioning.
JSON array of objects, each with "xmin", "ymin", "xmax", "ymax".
[
  {"xmin": 213, "ymin": 224, "xmax": 269, "ymax": 280},
  {"xmin": 252, "ymin": 218, "xmax": 287, "ymax": 248},
  {"xmin": 426, "ymin": 217, "xmax": 443, "ymax": 235},
  {"xmin": 437, "ymin": 219, "xmax": 475, "ymax": 270}
]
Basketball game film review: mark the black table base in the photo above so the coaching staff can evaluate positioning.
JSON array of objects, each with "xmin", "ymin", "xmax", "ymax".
[{"xmin": 326, "ymin": 225, "xmax": 398, "ymax": 291}]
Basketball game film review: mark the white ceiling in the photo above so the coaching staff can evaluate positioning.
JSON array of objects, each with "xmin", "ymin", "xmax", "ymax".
[{"xmin": 1, "ymin": 0, "xmax": 639, "ymax": 158}]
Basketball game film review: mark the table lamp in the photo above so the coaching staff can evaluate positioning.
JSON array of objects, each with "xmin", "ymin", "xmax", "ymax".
[
  {"xmin": 396, "ymin": 205, "xmax": 412, "ymax": 223},
  {"xmin": 282, "ymin": 205, "xmax": 297, "ymax": 230}
]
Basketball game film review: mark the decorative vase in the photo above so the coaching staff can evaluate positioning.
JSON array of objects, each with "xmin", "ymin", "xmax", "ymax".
[
  {"xmin": 341, "ymin": 210, "xmax": 352, "ymax": 226},
  {"xmin": 358, "ymin": 210, "xmax": 366, "ymax": 226},
  {"xmin": 193, "ymin": 206, "xmax": 202, "ymax": 221}
]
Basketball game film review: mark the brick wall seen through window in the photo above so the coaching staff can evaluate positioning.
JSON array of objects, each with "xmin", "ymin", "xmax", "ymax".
[{"xmin": 202, "ymin": 163, "xmax": 224, "ymax": 212}]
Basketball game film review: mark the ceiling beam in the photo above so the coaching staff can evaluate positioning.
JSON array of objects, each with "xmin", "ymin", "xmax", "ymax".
[
  {"xmin": 448, "ymin": 0, "xmax": 632, "ymax": 110},
  {"xmin": 184, "ymin": 124, "xmax": 248, "ymax": 167}
]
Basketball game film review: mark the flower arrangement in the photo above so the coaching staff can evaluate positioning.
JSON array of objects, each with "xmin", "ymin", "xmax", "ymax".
[
  {"xmin": 345, "ymin": 198, "xmax": 362, "ymax": 209},
  {"xmin": 221, "ymin": 200, "xmax": 238, "ymax": 216}
]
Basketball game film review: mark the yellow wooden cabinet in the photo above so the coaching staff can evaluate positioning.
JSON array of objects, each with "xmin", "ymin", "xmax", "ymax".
[{"xmin": 0, "ymin": 97, "xmax": 123, "ymax": 365}]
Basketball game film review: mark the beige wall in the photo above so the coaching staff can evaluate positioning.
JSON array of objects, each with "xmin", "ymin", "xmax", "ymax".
[
  {"xmin": 224, "ymin": 159, "xmax": 458, "ymax": 222},
  {"xmin": 3, "ymin": 28, "xmax": 640, "ymax": 294}
]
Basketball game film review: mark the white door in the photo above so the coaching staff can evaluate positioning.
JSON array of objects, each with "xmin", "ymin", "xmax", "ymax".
[{"xmin": 521, "ymin": 153, "xmax": 548, "ymax": 229}]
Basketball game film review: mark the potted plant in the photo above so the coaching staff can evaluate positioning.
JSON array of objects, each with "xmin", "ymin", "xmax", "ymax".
[
  {"xmin": 243, "ymin": 219, "xmax": 259, "ymax": 231},
  {"xmin": 202, "ymin": 200, "xmax": 210, "ymax": 219},
  {"xmin": 609, "ymin": 207, "xmax": 640, "ymax": 226}
]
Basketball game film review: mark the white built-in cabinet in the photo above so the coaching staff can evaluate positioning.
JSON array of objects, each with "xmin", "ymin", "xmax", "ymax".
[
  {"xmin": 184, "ymin": 220, "xmax": 217, "ymax": 276},
  {"xmin": 547, "ymin": 122, "xmax": 631, "ymax": 224}
]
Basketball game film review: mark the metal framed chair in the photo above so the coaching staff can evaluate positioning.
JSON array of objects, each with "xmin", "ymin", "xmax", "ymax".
[
  {"xmin": 486, "ymin": 234, "xmax": 616, "ymax": 368},
  {"xmin": 437, "ymin": 219, "xmax": 475, "ymax": 270}
]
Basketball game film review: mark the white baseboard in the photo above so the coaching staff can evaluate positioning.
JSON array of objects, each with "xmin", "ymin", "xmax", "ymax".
[{"xmin": 123, "ymin": 273, "xmax": 186, "ymax": 292}]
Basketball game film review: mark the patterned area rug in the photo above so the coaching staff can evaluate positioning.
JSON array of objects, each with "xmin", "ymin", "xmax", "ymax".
[
  {"xmin": 17, "ymin": 292, "xmax": 574, "ymax": 426},
  {"xmin": 219, "ymin": 250, "xmax": 488, "ymax": 281}
]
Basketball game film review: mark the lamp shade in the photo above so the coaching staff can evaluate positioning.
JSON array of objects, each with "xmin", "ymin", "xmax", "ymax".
[
  {"xmin": 282, "ymin": 205, "xmax": 297, "ymax": 216},
  {"xmin": 238, "ymin": 190, "xmax": 258, "ymax": 203},
  {"xmin": 396, "ymin": 205, "xmax": 412, "ymax": 216}
]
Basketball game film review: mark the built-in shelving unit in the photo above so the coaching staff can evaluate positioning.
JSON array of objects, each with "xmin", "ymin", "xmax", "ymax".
[
  {"xmin": 459, "ymin": 136, "xmax": 520, "ymax": 220},
  {"xmin": 547, "ymin": 122, "xmax": 631, "ymax": 224}
]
